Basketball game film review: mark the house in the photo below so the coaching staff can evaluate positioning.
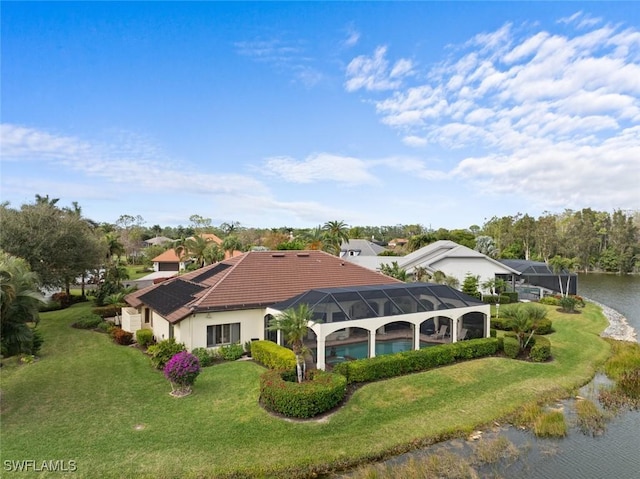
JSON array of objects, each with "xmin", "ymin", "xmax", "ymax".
[
  {"xmin": 345, "ymin": 240, "xmax": 520, "ymax": 293},
  {"xmin": 122, "ymin": 250, "xmax": 490, "ymax": 369},
  {"xmin": 498, "ymin": 259, "xmax": 578, "ymax": 299},
  {"xmin": 340, "ymin": 239, "xmax": 387, "ymax": 258},
  {"xmin": 143, "ymin": 236, "xmax": 174, "ymax": 247},
  {"xmin": 388, "ymin": 238, "xmax": 408, "ymax": 248},
  {"xmin": 151, "ymin": 233, "xmax": 242, "ymax": 273}
]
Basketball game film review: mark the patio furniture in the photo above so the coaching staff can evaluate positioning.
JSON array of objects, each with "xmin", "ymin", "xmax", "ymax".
[{"xmin": 431, "ymin": 325, "xmax": 448, "ymax": 340}]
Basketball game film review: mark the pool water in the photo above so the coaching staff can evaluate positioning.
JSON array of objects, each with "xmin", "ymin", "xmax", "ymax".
[{"xmin": 324, "ymin": 340, "xmax": 433, "ymax": 361}]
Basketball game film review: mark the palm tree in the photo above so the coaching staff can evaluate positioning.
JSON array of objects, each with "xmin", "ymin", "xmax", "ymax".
[
  {"xmin": 500, "ymin": 303, "xmax": 547, "ymax": 351},
  {"xmin": 0, "ymin": 252, "xmax": 46, "ymax": 356},
  {"xmin": 302, "ymin": 226, "xmax": 326, "ymax": 251},
  {"xmin": 221, "ymin": 235, "xmax": 242, "ymax": 257},
  {"xmin": 413, "ymin": 266, "xmax": 430, "ymax": 282},
  {"xmin": 204, "ymin": 243, "xmax": 225, "ymax": 265},
  {"xmin": 322, "ymin": 220, "xmax": 350, "ymax": 256},
  {"xmin": 104, "ymin": 232, "xmax": 125, "ymax": 265},
  {"xmin": 267, "ymin": 304, "xmax": 316, "ymax": 383},
  {"xmin": 184, "ymin": 235, "xmax": 213, "ymax": 268}
]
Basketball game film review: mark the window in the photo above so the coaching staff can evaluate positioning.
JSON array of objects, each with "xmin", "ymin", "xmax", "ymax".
[
  {"xmin": 144, "ymin": 309, "xmax": 150, "ymax": 324},
  {"xmin": 207, "ymin": 323, "xmax": 240, "ymax": 347}
]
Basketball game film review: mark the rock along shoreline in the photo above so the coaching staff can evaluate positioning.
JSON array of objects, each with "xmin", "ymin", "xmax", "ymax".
[{"xmin": 586, "ymin": 297, "xmax": 638, "ymax": 343}]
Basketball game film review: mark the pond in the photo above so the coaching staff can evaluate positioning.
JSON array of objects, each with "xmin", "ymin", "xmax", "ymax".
[{"xmin": 337, "ymin": 274, "xmax": 640, "ymax": 478}]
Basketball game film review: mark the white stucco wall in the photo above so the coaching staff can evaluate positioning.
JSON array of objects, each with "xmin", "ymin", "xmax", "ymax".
[
  {"xmin": 152, "ymin": 313, "xmax": 171, "ymax": 342},
  {"xmin": 428, "ymin": 257, "xmax": 503, "ymax": 291},
  {"xmin": 121, "ymin": 307, "xmax": 141, "ymax": 333},
  {"xmin": 177, "ymin": 309, "xmax": 265, "ymax": 350}
]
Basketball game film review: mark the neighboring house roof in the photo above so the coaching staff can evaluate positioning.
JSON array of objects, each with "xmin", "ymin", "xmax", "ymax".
[
  {"xmin": 399, "ymin": 240, "xmax": 519, "ymax": 275},
  {"xmin": 143, "ymin": 236, "xmax": 174, "ymax": 246},
  {"xmin": 126, "ymin": 250, "xmax": 400, "ymax": 324},
  {"xmin": 152, "ymin": 249, "xmax": 182, "ymax": 263},
  {"xmin": 499, "ymin": 259, "xmax": 575, "ymax": 276},
  {"xmin": 343, "ymin": 240, "xmax": 520, "ymax": 276},
  {"xmin": 389, "ymin": 238, "xmax": 408, "ymax": 247},
  {"xmin": 197, "ymin": 233, "xmax": 224, "ymax": 244},
  {"xmin": 340, "ymin": 239, "xmax": 387, "ymax": 256}
]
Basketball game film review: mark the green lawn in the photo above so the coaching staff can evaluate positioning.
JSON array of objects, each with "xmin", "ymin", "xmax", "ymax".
[{"xmin": 0, "ymin": 302, "xmax": 611, "ymax": 478}]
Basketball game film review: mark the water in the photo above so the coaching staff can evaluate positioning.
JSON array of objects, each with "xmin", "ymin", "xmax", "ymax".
[
  {"xmin": 325, "ymin": 340, "xmax": 430, "ymax": 362},
  {"xmin": 340, "ymin": 274, "xmax": 640, "ymax": 478}
]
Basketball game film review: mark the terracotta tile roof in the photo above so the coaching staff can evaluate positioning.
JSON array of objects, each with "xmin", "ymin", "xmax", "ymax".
[
  {"xmin": 152, "ymin": 249, "xmax": 182, "ymax": 262},
  {"xmin": 126, "ymin": 250, "xmax": 400, "ymax": 323}
]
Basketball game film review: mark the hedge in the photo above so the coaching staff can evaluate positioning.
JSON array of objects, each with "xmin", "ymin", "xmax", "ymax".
[
  {"xmin": 483, "ymin": 294, "xmax": 513, "ymax": 304},
  {"xmin": 260, "ymin": 369, "xmax": 347, "ymax": 418},
  {"xmin": 530, "ymin": 335, "xmax": 552, "ymax": 362},
  {"xmin": 251, "ymin": 340, "xmax": 296, "ymax": 371},
  {"xmin": 503, "ymin": 336, "xmax": 520, "ymax": 359},
  {"xmin": 333, "ymin": 338, "xmax": 500, "ymax": 384},
  {"xmin": 92, "ymin": 305, "xmax": 121, "ymax": 319}
]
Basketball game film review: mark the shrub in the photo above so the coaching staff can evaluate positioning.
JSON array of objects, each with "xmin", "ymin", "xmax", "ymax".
[
  {"xmin": 30, "ymin": 327, "xmax": 44, "ymax": 356},
  {"xmin": 529, "ymin": 335, "xmax": 551, "ymax": 362},
  {"xmin": 135, "ymin": 329, "xmax": 154, "ymax": 348},
  {"xmin": 191, "ymin": 347, "xmax": 215, "ymax": 367},
  {"xmin": 147, "ymin": 338, "xmax": 186, "ymax": 370},
  {"xmin": 110, "ymin": 328, "xmax": 133, "ymax": 345},
  {"xmin": 39, "ymin": 300, "xmax": 62, "ymax": 312},
  {"xmin": 243, "ymin": 340, "xmax": 252, "ymax": 356},
  {"xmin": 490, "ymin": 317, "xmax": 513, "ymax": 331},
  {"xmin": 539, "ymin": 296, "xmax": 560, "ymax": 306},
  {"xmin": 503, "ymin": 336, "xmax": 520, "ymax": 359},
  {"xmin": 96, "ymin": 321, "xmax": 111, "ymax": 333},
  {"xmin": 490, "ymin": 328, "xmax": 497, "ymax": 338},
  {"xmin": 333, "ymin": 339, "xmax": 500, "ymax": 384},
  {"xmin": 484, "ymin": 294, "xmax": 512, "ymax": 305},
  {"xmin": 251, "ymin": 340, "xmax": 296, "ymax": 370},
  {"xmin": 559, "ymin": 296, "xmax": 578, "ymax": 312},
  {"xmin": 535, "ymin": 318, "xmax": 554, "ymax": 335},
  {"xmin": 92, "ymin": 305, "xmax": 121, "ymax": 319},
  {"xmin": 219, "ymin": 343, "xmax": 244, "ymax": 361},
  {"xmin": 503, "ymin": 291, "xmax": 518, "ymax": 303},
  {"xmin": 164, "ymin": 351, "xmax": 201, "ymax": 394},
  {"xmin": 73, "ymin": 314, "xmax": 104, "ymax": 329},
  {"xmin": 260, "ymin": 369, "xmax": 346, "ymax": 418}
]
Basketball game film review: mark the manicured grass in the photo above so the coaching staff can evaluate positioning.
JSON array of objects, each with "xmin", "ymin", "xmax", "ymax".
[{"xmin": 0, "ymin": 303, "xmax": 611, "ymax": 478}]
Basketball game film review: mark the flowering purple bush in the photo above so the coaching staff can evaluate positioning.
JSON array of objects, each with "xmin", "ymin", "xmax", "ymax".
[{"xmin": 164, "ymin": 351, "xmax": 201, "ymax": 389}]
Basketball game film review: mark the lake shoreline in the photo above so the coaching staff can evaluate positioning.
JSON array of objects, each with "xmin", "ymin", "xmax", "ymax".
[{"xmin": 586, "ymin": 297, "xmax": 638, "ymax": 343}]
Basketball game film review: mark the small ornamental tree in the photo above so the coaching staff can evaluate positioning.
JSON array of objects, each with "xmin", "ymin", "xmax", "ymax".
[{"xmin": 163, "ymin": 351, "xmax": 201, "ymax": 397}]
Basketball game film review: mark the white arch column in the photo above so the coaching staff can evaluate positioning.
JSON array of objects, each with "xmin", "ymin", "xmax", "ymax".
[
  {"xmin": 369, "ymin": 329, "xmax": 376, "ymax": 358},
  {"xmin": 316, "ymin": 334, "xmax": 326, "ymax": 370}
]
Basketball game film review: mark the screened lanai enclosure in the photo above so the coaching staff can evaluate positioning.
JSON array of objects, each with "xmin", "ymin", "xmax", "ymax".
[{"xmin": 267, "ymin": 283, "xmax": 490, "ymax": 370}]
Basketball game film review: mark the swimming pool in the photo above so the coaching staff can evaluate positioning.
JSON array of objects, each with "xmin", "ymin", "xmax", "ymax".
[{"xmin": 323, "ymin": 339, "xmax": 433, "ymax": 361}]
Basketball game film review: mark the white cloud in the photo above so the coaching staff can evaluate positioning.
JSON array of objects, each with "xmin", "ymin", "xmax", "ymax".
[
  {"xmin": 348, "ymin": 18, "xmax": 640, "ymax": 213},
  {"xmin": 343, "ymin": 24, "xmax": 360, "ymax": 48},
  {"xmin": 263, "ymin": 153, "xmax": 379, "ymax": 185},
  {"xmin": 0, "ymin": 123, "xmax": 270, "ymax": 198},
  {"xmin": 345, "ymin": 46, "xmax": 414, "ymax": 92}
]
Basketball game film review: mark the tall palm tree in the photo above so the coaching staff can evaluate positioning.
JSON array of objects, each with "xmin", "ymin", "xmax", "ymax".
[
  {"xmin": 267, "ymin": 304, "xmax": 316, "ymax": 383},
  {"xmin": 413, "ymin": 266, "xmax": 430, "ymax": 282},
  {"xmin": 322, "ymin": 220, "xmax": 350, "ymax": 255},
  {"xmin": 104, "ymin": 232, "xmax": 125, "ymax": 265},
  {"xmin": 204, "ymin": 243, "xmax": 225, "ymax": 265}
]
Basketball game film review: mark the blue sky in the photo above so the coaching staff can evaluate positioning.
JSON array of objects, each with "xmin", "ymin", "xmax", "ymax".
[{"xmin": 2, "ymin": 2, "xmax": 639, "ymax": 230}]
